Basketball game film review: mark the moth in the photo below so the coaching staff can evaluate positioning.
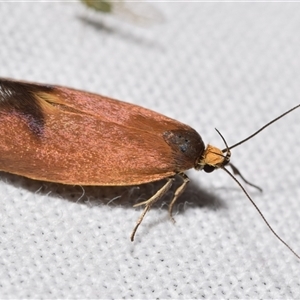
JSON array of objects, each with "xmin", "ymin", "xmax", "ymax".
[{"xmin": 0, "ymin": 78, "xmax": 299, "ymax": 258}]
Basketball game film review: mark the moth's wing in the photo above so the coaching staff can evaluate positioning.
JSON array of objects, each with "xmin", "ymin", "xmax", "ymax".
[{"xmin": 0, "ymin": 79, "xmax": 205, "ymax": 185}]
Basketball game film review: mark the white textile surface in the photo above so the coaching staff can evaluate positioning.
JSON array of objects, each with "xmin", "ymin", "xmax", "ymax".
[{"xmin": 0, "ymin": 1, "xmax": 300, "ymax": 299}]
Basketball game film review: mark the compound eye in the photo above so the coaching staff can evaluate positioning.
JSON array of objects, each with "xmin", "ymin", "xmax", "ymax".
[{"xmin": 203, "ymin": 165, "xmax": 215, "ymax": 173}]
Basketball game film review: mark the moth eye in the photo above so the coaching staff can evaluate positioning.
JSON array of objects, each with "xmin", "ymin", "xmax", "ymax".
[{"xmin": 203, "ymin": 165, "xmax": 215, "ymax": 173}]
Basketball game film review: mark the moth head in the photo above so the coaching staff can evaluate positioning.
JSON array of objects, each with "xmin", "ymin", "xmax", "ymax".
[{"xmin": 196, "ymin": 128, "xmax": 230, "ymax": 172}]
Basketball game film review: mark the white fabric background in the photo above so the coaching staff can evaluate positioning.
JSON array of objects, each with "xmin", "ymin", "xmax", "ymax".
[{"xmin": 1, "ymin": 1, "xmax": 300, "ymax": 299}]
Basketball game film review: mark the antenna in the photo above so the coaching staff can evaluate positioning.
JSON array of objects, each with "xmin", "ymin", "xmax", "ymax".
[
  {"xmin": 223, "ymin": 104, "xmax": 300, "ymax": 152},
  {"xmin": 215, "ymin": 118, "xmax": 300, "ymax": 259},
  {"xmin": 222, "ymin": 166, "xmax": 300, "ymax": 260}
]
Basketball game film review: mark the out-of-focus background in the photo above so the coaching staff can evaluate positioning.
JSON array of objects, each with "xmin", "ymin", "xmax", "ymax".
[{"xmin": 1, "ymin": 1, "xmax": 300, "ymax": 298}]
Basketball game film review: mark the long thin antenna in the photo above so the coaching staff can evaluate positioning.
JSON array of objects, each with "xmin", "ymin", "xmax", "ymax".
[
  {"xmin": 222, "ymin": 166, "xmax": 300, "ymax": 260},
  {"xmin": 215, "ymin": 128, "xmax": 262, "ymax": 191},
  {"xmin": 223, "ymin": 104, "xmax": 300, "ymax": 152}
]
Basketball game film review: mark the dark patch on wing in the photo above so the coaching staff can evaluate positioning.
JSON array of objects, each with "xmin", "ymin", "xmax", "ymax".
[
  {"xmin": 0, "ymin": 79, "xmax": 54, "ymax": 136},
  {"xmin": 163, "ymin": 128, "xmax": 205, "ymax": 170}
]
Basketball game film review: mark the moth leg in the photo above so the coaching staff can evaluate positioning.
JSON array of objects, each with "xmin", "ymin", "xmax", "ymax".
[
  {"xmin": 131, "ymin": 178, "xmax": 173, "ymax": 241},
  {"xmin": 229, "ymin": 163, "xmax": 262, "ymax": 192},
  {"xmin": 168, "ymin": 172, "xmax": 189, "ymax": 223}
]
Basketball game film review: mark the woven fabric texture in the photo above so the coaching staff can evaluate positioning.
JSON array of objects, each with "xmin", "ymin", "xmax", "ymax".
[{"xmin": 0, "ymin": 2, "xmax": 300, "ymax": 299}]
